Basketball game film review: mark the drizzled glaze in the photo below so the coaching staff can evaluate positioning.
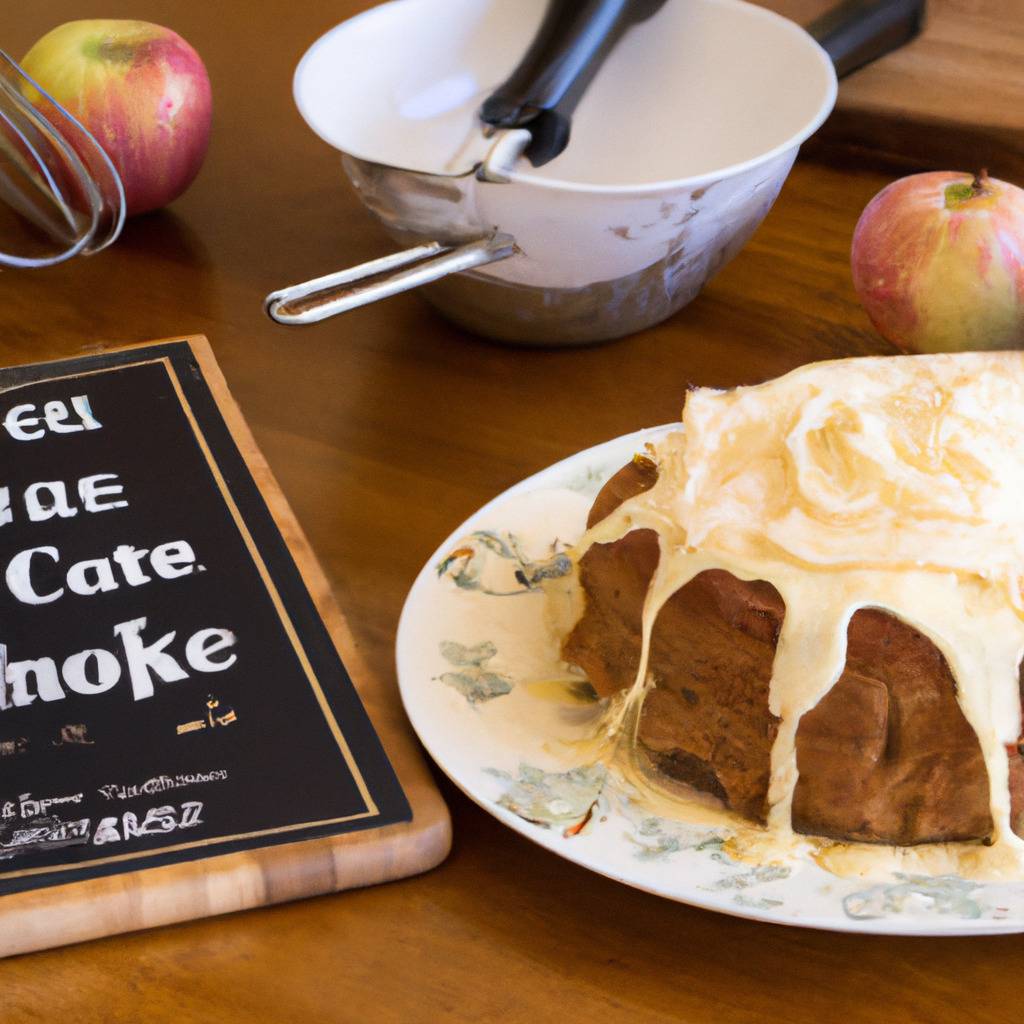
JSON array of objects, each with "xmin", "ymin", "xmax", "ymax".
[{"xmin": 571, "ymin": 353, "xmax": 1024, "ymax": 879}]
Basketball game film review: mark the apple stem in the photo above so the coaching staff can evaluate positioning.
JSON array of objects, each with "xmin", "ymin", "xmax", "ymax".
[{"xmin": 944, "ymin": 171, "xmax": 993, "ymax": 209}]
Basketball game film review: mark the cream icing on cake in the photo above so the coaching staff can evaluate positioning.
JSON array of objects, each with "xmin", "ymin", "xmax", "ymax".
[{"xmin": 573, "ymin": 352, "xmax": 1024, "ymax": 879}]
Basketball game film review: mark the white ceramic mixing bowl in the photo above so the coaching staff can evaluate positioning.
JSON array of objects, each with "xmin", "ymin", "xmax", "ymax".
[{"xmin": 284, "ymin": 0, "xmax": 837, "ymax": 345}]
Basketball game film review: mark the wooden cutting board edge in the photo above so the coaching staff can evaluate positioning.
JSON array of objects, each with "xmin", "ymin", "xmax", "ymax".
[
  {"xmin": 782, "ymin": 0, "xmax": 1024, "ymax": 181},
  {"xmin": 0, "ymin": 335, "xmax": 452, "ymax": 959},
  {"xmin": 807, "ymin": 105, "xmax": 1024, "ymax": 182}
]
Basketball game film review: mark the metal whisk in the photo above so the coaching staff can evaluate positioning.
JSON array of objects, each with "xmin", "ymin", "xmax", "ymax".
[{"xmin": 0, "ymin": 49, "xmax": 124, "ymax": 268}]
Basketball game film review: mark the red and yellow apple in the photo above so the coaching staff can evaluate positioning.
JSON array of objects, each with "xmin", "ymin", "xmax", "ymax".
[
  {"xmin": 21, "ymin": 20, "xmax": 212, "ymax": 216},
  {"xmin": 851, "ymin": 171, "xmax": 1024, "ymax": 352}
]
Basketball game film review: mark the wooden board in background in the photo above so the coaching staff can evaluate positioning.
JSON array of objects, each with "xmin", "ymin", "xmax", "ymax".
[
  {"xmin": 756, "ymin": 0, "xmax": 1024, "ymax": 179},
  {"xmin": 0, "ymin": 336, "xmax": 451, "ymax": 958}
]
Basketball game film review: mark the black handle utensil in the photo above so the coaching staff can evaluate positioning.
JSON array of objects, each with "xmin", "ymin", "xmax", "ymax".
[
  {"xmin": 810, "ymin": 0, "xmax": 926, "ymax": 78},
  {"xmin": 480, "ymin": 0, "xmax": 926, "ymax": 173},
  {"xmin": 479, "ymin": 0, "xmax": 667, "ymax": 167}
]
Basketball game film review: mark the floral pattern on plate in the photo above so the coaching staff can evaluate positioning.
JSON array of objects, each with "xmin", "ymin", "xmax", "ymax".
[
  {"xmin": 397, "ymin": 425, "xmax": 1024, "ymax": 935},
  {"xmin": 437, "ymin": 640, "xmax": 513, "ymax": 705}
]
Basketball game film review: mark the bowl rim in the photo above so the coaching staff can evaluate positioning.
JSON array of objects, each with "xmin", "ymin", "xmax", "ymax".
[{"xmin": 294, "ymin": 0, "xmax": 838, "ymax": 196}]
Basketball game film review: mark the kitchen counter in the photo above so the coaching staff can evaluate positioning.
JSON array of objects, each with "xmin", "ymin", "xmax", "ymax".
[{"xmin": 2, "ymin": 2, "xmax": 1021, "ymax": 1021}]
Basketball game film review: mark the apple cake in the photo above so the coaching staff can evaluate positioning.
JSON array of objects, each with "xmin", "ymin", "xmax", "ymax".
[{"xmin": 562, "ymin": 352, "xmax": 1024, "ymax": 851}]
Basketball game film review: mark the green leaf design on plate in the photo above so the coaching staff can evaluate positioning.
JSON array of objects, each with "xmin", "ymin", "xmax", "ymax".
[
  {"xmin": 438, "ymin": 640, "xmax": 512, "ymax": 704},
  {"xmin": 843, "ymin": 873, "xmax": 983, "ymax": 921},
  {"xmin": 486, "ymin": 763, "xmax": 607, "ymax": 832},
  {"xmin": 435, "ymin": 530, "xmax": 571, "ymax": 596},
  {"xmin": 439, "ymin": 640, "xmax": 498, "ymax": 667},
  {"xmin": 627, "ymin": 816, "xmax": 726, "ymax": 861},
  {"xmin": 733, "ymin": 893, "xmax": 785, "ymax": 911},
  {"xmin": 708, "ymin": 863, "xmax": 791, "ymax": 891}
]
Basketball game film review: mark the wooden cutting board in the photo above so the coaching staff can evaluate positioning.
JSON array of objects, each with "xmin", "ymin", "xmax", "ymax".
[
  {"xmin": 0, "ymin": 336, "xmax": 450, "ymax": 958},
  {"xmin": 757, "ymin": 0, "xmax": 1024, "ymax": 179}
]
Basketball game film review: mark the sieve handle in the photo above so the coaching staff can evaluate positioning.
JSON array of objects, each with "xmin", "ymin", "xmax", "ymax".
[{"xmin": 265, "ymin": 234, "xmax": 517, "ymax": 325}]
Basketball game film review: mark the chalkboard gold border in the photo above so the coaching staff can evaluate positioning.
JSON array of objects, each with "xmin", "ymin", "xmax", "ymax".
[
  {"xmin": 0, "ymin": 337, "xmax": 449, "ymax": 957},
  {"xmin": 0, "ymin": 354, "xmax": 380, "ymax": 882},
  {"xmin": 0, "ymin": 335, "xmax": 452, "ymax": 929}
]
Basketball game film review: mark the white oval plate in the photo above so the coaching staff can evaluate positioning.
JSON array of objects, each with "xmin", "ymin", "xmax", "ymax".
[{"xmin": 397, "ymin": 426, "xmax": 1024, "ymax": 935}]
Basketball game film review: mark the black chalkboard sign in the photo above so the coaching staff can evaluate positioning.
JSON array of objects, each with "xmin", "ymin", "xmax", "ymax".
[{"xmin": 0, "ymin": 341, "xmax": 409, "ymax": 896}]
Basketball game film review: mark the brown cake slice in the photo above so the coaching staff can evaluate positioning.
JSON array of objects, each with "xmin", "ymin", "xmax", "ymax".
[{"xmin": 563, "ymin": 457, "xmax": 1023, "ymax": 844}]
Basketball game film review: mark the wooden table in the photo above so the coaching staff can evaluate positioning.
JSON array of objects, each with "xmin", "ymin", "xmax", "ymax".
[{"xmin": 2, "ymin": 2, "xmax": 1020, "ymax": 1021}]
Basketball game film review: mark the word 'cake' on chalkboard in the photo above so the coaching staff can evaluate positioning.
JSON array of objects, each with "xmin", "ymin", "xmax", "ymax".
[{"xmin": 0, "ymin": 338, "xmax": 409, "ymax": 897}]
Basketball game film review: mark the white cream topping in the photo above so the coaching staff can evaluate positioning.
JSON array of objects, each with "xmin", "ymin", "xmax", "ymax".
[
  {"xmin": 572, "ymin": 352, "xmax": 1024, "ymax": 879},
  {"xmin": 680, "ymin": 352, "xmax": 1024, "ymax": 606}
]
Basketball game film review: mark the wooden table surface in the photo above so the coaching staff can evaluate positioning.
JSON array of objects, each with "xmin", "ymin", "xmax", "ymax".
[{"xmin": 3, "ymin": 2, "xmax": 1021, "ymax": 1021}]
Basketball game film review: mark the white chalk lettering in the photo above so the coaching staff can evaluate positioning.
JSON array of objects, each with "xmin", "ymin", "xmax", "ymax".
[
  {"xmin": 113, "ymin": 617, "xmax": 189, "ymax": 701},
  {"xmin": 3, "ymin": 404, "xmax": 43, "ymax": 441},
  {"xmin": 44, "ymin": 400, "xmax": 84, "ymax": 434},
  {"xmin": 62, "ymin": 649, "xmax": 121, "ymax": 696},
  {"xmin": 78, "ymin": 473, "xmax": 128, "ymax": 513},
  {"xmin": 92, "ymin": 816, "xmax": 121, "ymax": 845},
  {"xmin": 92, "ymin": 801, "xmax": 204, "ymax": 845},
  {"xmin": 111, "ymin": 545, "xmax": 151, "ymax": 586},
  {"xmin": 2, "ymin": 395, "xmax": 101, "ymax": 441},
  {"xmin": 66, "ymin": 557, "xmax": 119, "ymax": 597},
  {"xmin": 0, "ymin": 618, "xmax": 237, "ymax": 708},
  {"xmin": 185, "ymin": 629, "xmax": 237, "ymax": 673},
  {"xmin": 71, "ymin": 395, "xmax": 101, "ymax": 430},
  {"xmin": 6, "ymin": 546, "xmax": 63, "ymax": 604},
  {"xmin": 4, "ymin": 538, "xmax": 199, "ymax": 605},
  {"xmin": 179, "ymin": 801, "xmax": 203, "ymax": 828},
  {"xmin": 24, "ymin": 481, "xmax": 77, "ymax": 522},
  {"xmin": 9, "ymin": 792, "xmax": 84, "ymax": 820},
  {"xmin": 150, "ymin": 540, "xmax": 197, "ymax": 580},
  {"xmin": 0, "ymin": 475, "xmax": 128, "ymax": 526},
  {"xmin": 123, "ymin": 805, "xmax": 177, "ymax": 838},
  {"xmin": 6, "ymin": 658, "xmax": 64, "ymax": 707},
  {"xmin": 96, "ymin": 770, "xmax": 228, "ymax": 801}
]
